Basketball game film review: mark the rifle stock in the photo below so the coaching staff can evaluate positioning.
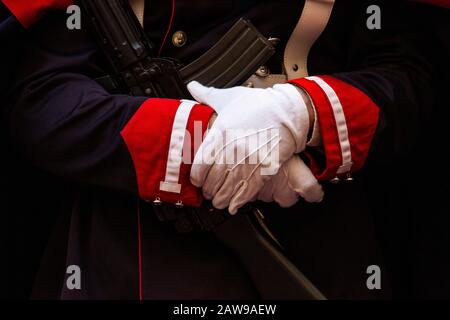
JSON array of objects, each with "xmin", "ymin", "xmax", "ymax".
[{"xmin": 214, "ymin": 211, "xmax": 326, "ymax": 300}]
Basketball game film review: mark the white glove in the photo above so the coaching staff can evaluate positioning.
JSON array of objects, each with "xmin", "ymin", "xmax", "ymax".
[
  {"xmin": 257, "ymin": 155, "xmax": 324, "ymax": 209},
  {"xmin": 187, "ymin": 81, "xmax": 311, "ymax": 214}
]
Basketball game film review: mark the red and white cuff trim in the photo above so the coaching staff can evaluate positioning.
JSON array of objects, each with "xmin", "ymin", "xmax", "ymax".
[
  {"xmin": 159, "ymin": 100, "xmax": 197, "ymax": 194},
  {"xmin": 307, "ymin": 76, "xmax": 353, "ymax": 174},
  {"xmin": 1, "ymin": 0, "xmax": 72, "ymax": 28},
  {"xmin": 290, "ymin": 75, "xmax": 380, "ymax": 181},
  {"xmin": 121, "ymin": 98, "xmax": 214, "ymax": 207}
]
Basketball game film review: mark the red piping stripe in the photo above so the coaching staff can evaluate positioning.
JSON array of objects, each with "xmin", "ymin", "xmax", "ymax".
[{"xmin": 158, "ymin": 0, "xmax": 175, "ymax": 56}]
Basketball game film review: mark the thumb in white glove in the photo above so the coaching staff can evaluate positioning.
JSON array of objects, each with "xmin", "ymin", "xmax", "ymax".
[
  {"xmin": 188, "ymin": 81, "xmax": 252, "ymax": 113},
  {"xmin": 256, "ymin": 155, "xmax": 324, "ymax": 211}
]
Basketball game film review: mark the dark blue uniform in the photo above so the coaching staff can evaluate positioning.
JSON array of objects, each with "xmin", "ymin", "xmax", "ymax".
[
  {"xmin": 0, "ymin": 2, "xmax": 23, "ymax": 95},
  {"xmin": 2, "ymin": 0, "xmax": 449, "ymax": 299}
]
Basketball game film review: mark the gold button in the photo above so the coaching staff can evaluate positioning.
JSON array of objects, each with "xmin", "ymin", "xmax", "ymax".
[
  {"xmin": 256, "ymin": 65, "xmax": 270, "ymax": 77},
  {"xmin": 245, "ymin": 82, "xmax": 254, "ymax": 88},
  {"xmin": 172, "ymin": 31, "xmax": 187, "ymax": 47}
]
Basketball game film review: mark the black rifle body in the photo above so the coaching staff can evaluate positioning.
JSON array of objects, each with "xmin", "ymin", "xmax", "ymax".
[
  {"xmin": 80, "ymin": 0, "xmax": 275, "ymax": 98},
  {"xmin": 79, "ymin": 0, "xmax": 326, "ymax": 300}
]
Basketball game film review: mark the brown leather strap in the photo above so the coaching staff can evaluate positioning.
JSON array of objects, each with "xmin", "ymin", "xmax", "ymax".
[
  {"xmin": 284, "ymin": 0, "xmax": 335, "ymax": 79},
  {"xmin": 129, "ymin": 0, "xmax": 145, "ymax": 26},
  {"xmin": 244, "ymin": 0, "xmax": 335, "ymax": 88}
]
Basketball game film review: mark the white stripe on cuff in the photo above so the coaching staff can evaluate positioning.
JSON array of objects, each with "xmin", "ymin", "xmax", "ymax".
[
  {"xmin": 160, "ymin": 100, "xmax": 196, "ymax": 194},
  {"xmin": 306, "ymin": 76, "xmax": 353, "ymax": 174}
]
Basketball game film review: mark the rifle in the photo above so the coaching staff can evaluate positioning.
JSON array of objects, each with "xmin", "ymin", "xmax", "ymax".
[
  {"xmin": 79, "ymin": 0, "xmax": 275, "ymax": 98},
  {"xmin": 78, "ymin": 0, "xmax": 326, "ymax": 300}
]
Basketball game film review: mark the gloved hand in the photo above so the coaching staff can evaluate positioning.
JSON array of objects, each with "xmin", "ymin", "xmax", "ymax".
[
  {"xmin": 187, "ymin": 81, "xmax": 312, "ymax": 214},
  {"xmin": 256, "ymin": 155, "xmax": 324, "ymax": 210}
]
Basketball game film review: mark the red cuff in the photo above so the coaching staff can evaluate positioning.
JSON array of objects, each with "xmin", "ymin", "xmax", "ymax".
[
  {"xmin": 1, "ymin": 0, "xmax": 72, "ymax": 28},
  {"xmin": 121, "ymin": 98, "xmax": 214, "ymax": 207},
  {"xmin": 290, "ymin": 76, "xmax": 380, "ymax": 181}
]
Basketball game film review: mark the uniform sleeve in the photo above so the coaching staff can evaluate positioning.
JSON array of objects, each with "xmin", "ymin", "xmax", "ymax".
[
  {"xmin": 1, "ymin": 1, "xmax": 73, "ymax": 92},
  {"xmin": 0, "ymin": 2, "xmax": 23, "ymax": 93},
  {"xmin": 289, "ymin": 2, "xmax": 437, "ymax": 182},
  {"xmin": 0, "ymin": 1, "xmax": 22, "ymax": 35},
  {"xmin": 9, "ymin": 75, "xmax": 213, "ymax": 206},
  {"xmin": 6, "ymin": 14, "xmax": 214, "ymax": 207}
]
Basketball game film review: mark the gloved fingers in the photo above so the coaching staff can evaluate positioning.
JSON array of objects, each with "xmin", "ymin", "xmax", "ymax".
[
  {"xmin": 187, "ymin": 81, "xmax": 216, "ymax": 106},
  {"xmin": 188, "ymin": 81, "xmax": 233, "ymax": 113},
  {"xmin": 187, "ymin": 81, "xmax": 252, "ymax": 113},
  {"xmin": 256, "ymin": 180, "xmax": 276, "ymax": 203},
  {"xmin": 228, "ymin": 179, "xmax": 264, "ymax": 215},
  {"xmin": 210, "ymin": 162, "xmax": 260, "ymax": 211},
  {"xmin": 262, "ymin": 159, "xmax": 299, "ymax": 207},
  {"xmin": 273, "ymin": 186, "xmax": 300, "ymax": 208},
  {"xmin": 211, "ymin": 176, "xmax": 244, "ymax": 211},
  {"xmin": 201, "ymin": 164, "xmax": 230, "ymax": 200},
  {"xmin": 256, "ymin": 167, "xmax": 285, "ymax": 204},
  {"xmin": 287, "ymin": 156, "xmax": 324, "ymax": 203},
  {"xmin": 190, "ymin": 134, "xmax": 217, "ymax": 187}
]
